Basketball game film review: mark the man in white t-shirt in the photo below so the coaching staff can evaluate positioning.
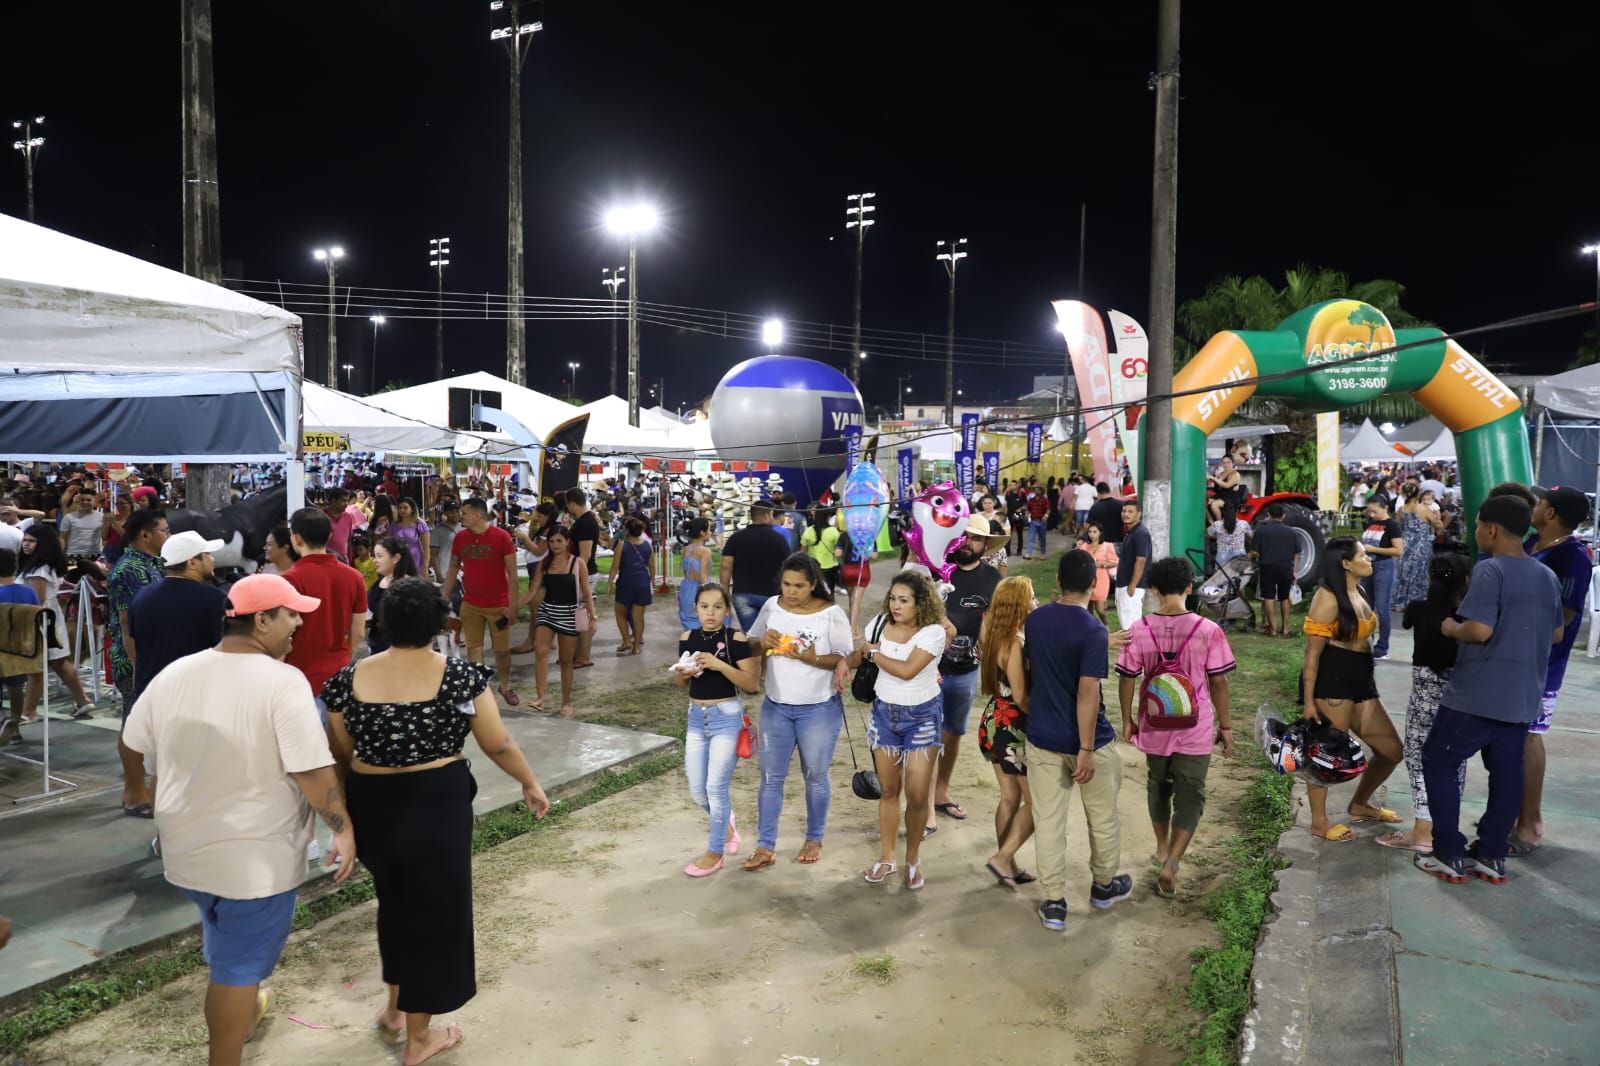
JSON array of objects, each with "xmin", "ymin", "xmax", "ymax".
[
  {"xmin": 430, "ymin": 499, "xmax": 463, "ymax": 582},
  {"xmin": 122, "ymin": 573, "xmax": 356, "ymax": 1065},
  {"xmin": 1072, "ymin": 478, "xmax": 1096, "ymax": 530},
  {"xmin": 1347, "ymin": 476, "xmax": 1370, "ymax": 513},
  {"xmin": 58, "ymin": 492, "xmax": 104, "ymax": 558},
  {"xmin": 1418, "ymin": 467, "xmax": 1449, "ymax": 504}
]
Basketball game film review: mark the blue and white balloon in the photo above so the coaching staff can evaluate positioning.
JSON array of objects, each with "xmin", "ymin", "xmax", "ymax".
[{"xmin": 708, "ymin": 356, "xmax": 865, "ymax": 505}]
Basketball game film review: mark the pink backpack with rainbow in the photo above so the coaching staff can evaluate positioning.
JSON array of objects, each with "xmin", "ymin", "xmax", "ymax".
[{"xmin": 1138, "ymin": 616, "xmax": 1205, "ymax": 731}]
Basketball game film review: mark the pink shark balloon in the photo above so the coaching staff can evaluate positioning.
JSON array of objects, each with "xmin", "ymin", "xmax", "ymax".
[{"xmin": 904, "ymin": 481, "xmax": 971, "ymax": 583}]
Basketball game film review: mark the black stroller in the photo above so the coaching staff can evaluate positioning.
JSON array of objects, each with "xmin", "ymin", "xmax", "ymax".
[{"xmin": 1187, "ymin": 549, "xmax": 1258, "ymax": 633}]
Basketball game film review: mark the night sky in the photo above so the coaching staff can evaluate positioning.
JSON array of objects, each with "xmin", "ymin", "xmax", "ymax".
[{"xmin": 6, "ymin": 2, "xmax": 1596, "ymax": 411}]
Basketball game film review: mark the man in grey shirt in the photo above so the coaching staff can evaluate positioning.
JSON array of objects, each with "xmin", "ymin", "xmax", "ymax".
[{"xmin": 58, "ymin": 492, "xmax": 104, "ymax": 558}]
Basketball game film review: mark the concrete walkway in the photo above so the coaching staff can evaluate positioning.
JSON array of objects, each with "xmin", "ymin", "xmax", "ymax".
[{"xmin": 1244, "ymin": 622, "xmax": 1600, "ymax": 1065}]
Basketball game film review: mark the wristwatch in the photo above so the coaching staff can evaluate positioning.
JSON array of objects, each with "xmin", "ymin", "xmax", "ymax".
[{"xmin": 864, "ymin": 650, "xmax": 876, "ymax": 664}]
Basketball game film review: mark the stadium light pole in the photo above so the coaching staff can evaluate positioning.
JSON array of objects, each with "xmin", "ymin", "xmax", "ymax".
[
  {"xmin": 605, "ymin": 205, "xmax": 658, "ymax": 427},
  {"xmin": 429, "ymin": 237, "xmax": 450, "ymax": 379},
  {"xmin": 369, "ymin": 315, "xmax": 385, "ymax": 393},
  {"xmin": 10, "ymin": 116, "xmax": 44, "ymax": 222},
  {"xmin": 312, "ymin": 246, "xmax": 345, "ymax": 387},
  {"xmin": 1582, "ymin": 244, "xmax": 1600, "ymax": 352},
  {"xmin": 567, "ymin": 360, "xmax": 580, "ymax": 401},
  {"xmin": 490, "ymin": 0, "xmax": 543, "ymax": 386},
  {"xmin": 936, "ymin": 237, "xmax": 969, "ymax": 427},
  {"xmin": 602, "ymin": 265, "xmax": 626, "ymax": 395},
  {"xmin": 845, "ymin": 191, "xmax": 876, "ymax": 384}
]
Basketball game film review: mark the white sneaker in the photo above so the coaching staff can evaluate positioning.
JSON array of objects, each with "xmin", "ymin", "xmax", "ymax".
[
  {"xmin": 150, "ymin": 837, "xmax": 162, "ymax": 859},
  {"xmin": 306, "ymin": 840, "xmax": 322, "ymax": 863}
]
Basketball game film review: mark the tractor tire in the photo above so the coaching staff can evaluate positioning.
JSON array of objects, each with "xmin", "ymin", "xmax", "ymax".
[{"xmin": 1280, "ymin": 504, "xmax": 1326, "ymax": 589}]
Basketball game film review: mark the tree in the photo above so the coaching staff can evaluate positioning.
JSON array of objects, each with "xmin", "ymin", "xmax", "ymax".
[{"xmin": 1347, "ymin": 304, "xmax": 1388, "ymax": 343}]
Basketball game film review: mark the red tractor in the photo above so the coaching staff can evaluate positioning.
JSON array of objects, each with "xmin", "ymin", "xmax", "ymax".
[{"xmin": 1206, "ymin": 427, "xmax": 1330, "ymax": 588}]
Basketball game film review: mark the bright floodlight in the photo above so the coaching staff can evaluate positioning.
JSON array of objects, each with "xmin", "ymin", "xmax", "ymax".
[
  {"xmin": 1584, "ymin": 244, "xmax": 1600, "ymax": 255},
  {"xmin": 371, "ymin": 315, "xmax": 385, "ymax": 325},
  {"xmin": 763, "ymin": 319, "xmax": 784, "ymax": 347},
  {"xmin": 313, "ymin": 248, "xmax": 326, "ymax": 261},
  {"xmin": 859, "ymin": 351, "xmax": 868, "ymax": 360},
  {"xmin": 605, "ymin": 205, "xmax": 659, "ymax": 234}
]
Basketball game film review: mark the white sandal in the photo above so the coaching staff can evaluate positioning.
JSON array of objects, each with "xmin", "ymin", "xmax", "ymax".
[
  {"xmin": 863, "ymin": 861, "xmax": 897, "ymax": 884},
  {"xmin": 905, "ymin": 862, "xmax": 925, "ymax": 891}
]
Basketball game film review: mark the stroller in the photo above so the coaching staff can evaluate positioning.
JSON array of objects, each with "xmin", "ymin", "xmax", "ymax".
[{"xmin": 1188, "ymin": 549, "xmax": 1257, "ymax": 633}]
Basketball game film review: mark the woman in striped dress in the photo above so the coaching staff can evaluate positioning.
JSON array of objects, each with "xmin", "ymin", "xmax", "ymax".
[{"xmin": 529, "ymin": 528, "xmax": 596, "ymax": 717}]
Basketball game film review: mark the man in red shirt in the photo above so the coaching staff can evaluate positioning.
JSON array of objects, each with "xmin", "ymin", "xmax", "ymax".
[
  {"xmin": 443, "ymin": 497, "xmax": 525, "ymax": 705},
  {"xmin": 319, "ymin": 489, "xmax": 359, "ymax": 561},
  {"xmin": 284, "ymin": 507, "xmax": 368, "ymax": 718},
  {"xmin": 1025, "ymin": 484, "xmax": 1052, "ymax": 559}
]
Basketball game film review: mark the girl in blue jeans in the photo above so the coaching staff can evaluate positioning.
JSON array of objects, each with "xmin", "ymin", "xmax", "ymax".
[
  {"xmin": 675, "ymin": 583, "xmax": 760, "ymax": 877},
  {"xmin": 844, "ymin": 571, "xmax": 948, "ymax": 891},
  {"xmin": 742, "ymin": 555, "xmax": 854, "ymax": 870}
]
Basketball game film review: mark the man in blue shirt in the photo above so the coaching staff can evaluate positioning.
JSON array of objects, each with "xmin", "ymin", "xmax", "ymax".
[
  {"xmin": 1417, "ymin": 496, "xmax": 1564, "ymax": 886},
  {"xmin": 1024, "ymin": 550, "xmax": 1133, "ymax": 930},
  {"xmin": 1513, "ymin": 485, "xmax": 1594, "ymax": 853}
]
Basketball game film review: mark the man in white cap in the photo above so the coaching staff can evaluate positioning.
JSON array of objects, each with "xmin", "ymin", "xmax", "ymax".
[{"xmin": 123, "ymin": 573, "xmax": 356, "ymax": 1066}]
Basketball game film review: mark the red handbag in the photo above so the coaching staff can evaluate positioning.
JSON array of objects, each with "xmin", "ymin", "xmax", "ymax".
[{"xmin": 736, "ymin": 714, "xmax": 756, "ymax": 759}]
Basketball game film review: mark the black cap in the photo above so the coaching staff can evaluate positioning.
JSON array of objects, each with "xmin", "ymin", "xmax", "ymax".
[{"xmin": 1536, "ymin": 485, "xmax": 1591, "ymax": 530}]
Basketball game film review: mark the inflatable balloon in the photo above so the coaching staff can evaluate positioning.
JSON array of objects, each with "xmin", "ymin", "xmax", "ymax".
[
  {"xmin": 708, "ymin": 356, "xmax": 865, "ymax": 506},
  {"xmin": 839, "ymin": 461, "xmax": 890, "ymax": 560},
  {"xmin": 903, "ymin": 481, "xmax": 970, "ymax": 583}
]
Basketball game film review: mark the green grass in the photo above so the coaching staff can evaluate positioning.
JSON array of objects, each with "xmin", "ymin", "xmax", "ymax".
[
  {"xmin": 0, "ymin": 737, "xmax": 683, "ymax": 1059},
  {"xmin": 850, "ymin": 955, "xmax": 898, "ymax": 984}
]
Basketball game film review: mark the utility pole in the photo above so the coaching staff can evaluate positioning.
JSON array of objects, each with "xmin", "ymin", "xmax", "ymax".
[
  {"xmin": 10, "ymin": 116, "xmax": 44, "ymax": 222},
  {"xmin": 1144, "ymin": 0, "xmax": 1181, "ymax": 557},
  {"xmin": 1072, "ymin": 203, "xmax": 1087, "ymax": 478},
  {"xmin": 602, "ymin": 265, "xmax": 626, "ymax": 396},
  {"xmin": 313, "ymin": 246, "xmax": 344, "ymax": 387},
  {"xmin": 369, "ymin": 315, "xmax": 385, "ymax": 393},
  {"xmin": 936, "ymin": 238, "xmax": 968, "ymax": 427},
  {"xmin": 180, "ymin": 0, "xmax": 231, "ymax": 512},
  {"xmin": 845, "ymin": 192, "xmax": 876, "ymax": 384},
  {"xmin": 429, "ymin": 237, "xmax": 450, "ymax": 380},
  {"xmin": 491, "ymin": 0, "xmax": 543, "ymax": 387}
]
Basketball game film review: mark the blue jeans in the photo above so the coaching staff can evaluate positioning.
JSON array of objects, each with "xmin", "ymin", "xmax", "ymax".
[
  {"xmin": 1362, "ymin": 558, "xmax": 1395, "ymax": 655},
  {"xmin": 938, "ymin": 669, "xmax": 980, "ymax": 736},
  {"xmin": 684, "ymin": 699, "xmax": 745, "ymax": 853},
  {"xmin": 1028, "ymin": 519, "xmax": 1048, "ymax": 555},
  {"xmin": 868, "ymin": 694, "xmax": 943, "ymax": 762},
  {"xmin": 1421, "ymin": 705, "xmax": 1527, "ymax": 863},
  {"xmin": 756, "ymin": 694, "xmax": 844, "ymax": 850},
  {"xmin": 732, "ymin": 592, "xmax": 769, "ymax": 634}
]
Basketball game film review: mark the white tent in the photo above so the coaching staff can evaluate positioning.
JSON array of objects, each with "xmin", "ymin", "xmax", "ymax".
[
  {"xmin": 577, "ymin": 395, "xmax": 715, "ymax": 455},
  {"xmin": 301, "ymin": 383, "xmax": 457, "ymax": 454},
  {"xmin": 1341, "ymin": 418, "xmax": 1404, "ymax": 463},
  {"xmin": 0, "ymin": 213, "xmax": 300, "ymax": 463},
  {"xmin": 366, "ymin": 372, "xmax": 574, "ymax": 457},
  {"xmin": 1533, "ymin": 362, "xmax": 1600, "ymax": 418},
  {"xmin": 1388, "ymin": 415, "xmax": 1444, "ymax": 453},
  {"xmin": 1407, "ymin": 430, "xmax": 1457, "ymax": 462}
]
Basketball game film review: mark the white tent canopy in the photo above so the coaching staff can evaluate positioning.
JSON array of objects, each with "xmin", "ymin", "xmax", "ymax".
[
  {"xmin": 0, "ymin": 213, "xmax": 301, "ymax": 462},
  {"xmin": 1533, "ymin": 362, "xmax": 1600, "ymax": 419},
  {"xmin": 577, "ymin": 395, "xmax": 714, "ymax": 455},
  {"xmin": 1341, "ymin": 418, "xmax": 1404, "ymax": 463},
  {"xmin": 301, "ymin": 383, "xmax": 457, "ymax": 454},
  {"xmin": 365, "ymin": 372, "xmax": 573, "ymax": 458},
  {"xmin": 1407, "ymin": 430, "xmax": 1457, "ymax": 462}
]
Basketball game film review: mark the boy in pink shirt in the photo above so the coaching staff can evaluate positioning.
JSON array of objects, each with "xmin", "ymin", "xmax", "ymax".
[{"xmin": 1114, "ymin": 556, "xmax": 1235, "ymax": 899}]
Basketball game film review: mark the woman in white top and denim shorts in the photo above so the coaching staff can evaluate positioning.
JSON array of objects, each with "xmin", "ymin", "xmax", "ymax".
[{"xmin": 844, "ymin": 570, "xmax": 947, "ymax": 891}]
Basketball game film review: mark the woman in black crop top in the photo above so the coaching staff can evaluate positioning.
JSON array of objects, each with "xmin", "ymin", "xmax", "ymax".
[
  {"xmin": 529, "ymin": 527, "xmax": 597, "ymax": 718},
  {"xmin": 1379, "ymin": 552, "xmax": 1470, "ymax": 855},
  {"xmin": 323, "ymin": 578, "xmax": 549, "ymax": 1061},
  {"xmin": 673, "ymin": 582, "xmax": 759, "ymax": 878}
]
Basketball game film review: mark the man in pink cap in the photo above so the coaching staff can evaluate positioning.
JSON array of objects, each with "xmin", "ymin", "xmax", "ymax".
[{"xmin": 123, "ymin": 573, "xmax": 357, "ymax": 1066}]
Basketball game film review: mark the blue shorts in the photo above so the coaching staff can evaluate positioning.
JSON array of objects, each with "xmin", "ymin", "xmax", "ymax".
[
  {"xmin": 937, "ymin": 669, "xmax": 980, "ymax": 736},
  {"xmin": 180, "ymin": 886, "xmax": 298, "ymax": 986},
  {"xmin": 2, "ymin": 675, "xmax": 24, "ymax": 689},
  {"xmin": 868, "ymin": 694, "xmax": 943, "ymax": 761}
]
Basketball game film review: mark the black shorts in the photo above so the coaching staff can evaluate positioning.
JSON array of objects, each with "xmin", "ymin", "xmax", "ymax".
[
  {"xmin": 1258, "ymin": 564, "xmax": 1294, "ymax": 600},
  {"xmin": 1312, "ymin": 644, "xmax": 1379, "ymax": 703}
]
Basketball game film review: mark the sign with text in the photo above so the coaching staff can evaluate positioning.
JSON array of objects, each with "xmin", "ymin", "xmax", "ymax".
[
  {"xmin": 844, "ymin": 425, "xmax": 863, "ymax": 470},
  {"xmin": 897, "ymin": 448, "xmax": 914, "ymax": 501},
  {"xmin": 983, "ymin": 451, "xmax": 1000, "ymax": 491},
  {"xmin": 961, "ymin": 412, "xmax": 980, "ymax": 454},
  {"xmin": 302, "ymin": 431, "xmax": 351, "ymax": 453},
  {"xmin": 955, "ymin": 449, "xmax": 976, "ymax": 499},
  {"xmin": 1026, "ymin": 423, "xmax": 1043, "ymax": 463}
]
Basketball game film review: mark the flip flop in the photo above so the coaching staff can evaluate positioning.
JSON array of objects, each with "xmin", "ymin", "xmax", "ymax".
[
  {"xmin": 1156, "ymin": 860, "xmax": 1180, "ymax": 899},
  {"xmin": 795, "ymin": 841, "xmax": 822, "ymax": 864},
  {"xmin": 559, "ymin": 705, "xmax": 574, "ymax": 718},
  {"xmin": 402, "ymin": 1023, "xmax": 464, "ymax": 1066},
  {"xmin": 573, "ymin": 660, "xmax": 595, "ymax": 669},
  {"xmin": 122, "ymin": 803, "xmax": 154, "ymax": 818},
  {"xmin": 1375, "ymin": 831, "xmax": 1433, "ymax": 853},
  {"xmin": 1349, "ymin": 806, "xmax": 1401, "ymax": 824},
  {"xmin": 499, "ymin": 687, "xmax": 520, "ymax": 706},
  {"xmin": 247, "ymin": 987, "xmax": 273, "ymax": 1041},
  {"xmin": 1012, "ymin": 869, "xmax": 1037, "ymax": 884},
  {"xmin": 1504, "ymin": 837, "xmax": 1542, "ymax": 858},
  {"xmin": 985, "ymin": 861, "xmax": 1018, "ymax": 888},
  {"xmin": 1312, "ymin": 824, "xmax": 1356, "ymax": 842},
  {"xmin": 934, "ymin": 801, "xmax": 968, "ymax": 820},
  {"xmin": 741, "ymin": 848, "xmax": 776, "ymax": 872}
]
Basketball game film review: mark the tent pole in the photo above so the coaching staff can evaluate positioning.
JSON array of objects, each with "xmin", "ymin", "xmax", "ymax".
[{"xmin": 1533, "ymin": 407, "xmax": 1546, "ymax": 485}]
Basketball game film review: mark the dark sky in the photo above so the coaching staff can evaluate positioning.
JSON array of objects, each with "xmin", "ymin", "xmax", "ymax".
[{"xmin": 6, "ymin": 2, "xmax": 1596, "ymax": 410}]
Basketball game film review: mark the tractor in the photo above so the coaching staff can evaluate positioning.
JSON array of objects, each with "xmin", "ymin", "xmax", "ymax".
[{"xmin": 1206, "ymin": 426, "xmax": 1330, "ymax": 588}]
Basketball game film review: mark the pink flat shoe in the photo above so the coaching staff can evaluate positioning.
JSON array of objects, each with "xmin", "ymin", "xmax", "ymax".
[
  {"xmin": 723, "ymin": 812, "xmax": 741, "ymax": 856},
  {"xmin": 684, "ymin": 858, "xmax": 724, "ymax": 878}
]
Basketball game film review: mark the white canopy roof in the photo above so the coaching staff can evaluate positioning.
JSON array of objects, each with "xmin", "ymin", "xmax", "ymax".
[
  {"xmin": 577, "ymin": 394, "xmax": 714, "ymax": 455},
  {"xmin": 1407, "ymin": 430, "xmax": 1457, "ymax": 462},
  {"xmin": 1341, "ymin": 418, "xmax": 1404, "ymax": 463},
  {"xmin": 301, "ymin": 383, "xmax": 457, "ymax": 454},
  {"xmin": 1533, "ymin": 362, "xmax": 1600, "ymax": 420},
  {"xmin": 0, "ymin": 213, "xmax": 300, "ymax": 374}
]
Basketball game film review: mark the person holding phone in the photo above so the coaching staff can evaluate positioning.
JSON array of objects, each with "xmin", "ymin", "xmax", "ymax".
[{"xmin": 442, "ymin": 498, "xmax": 529, "ymax": 708}]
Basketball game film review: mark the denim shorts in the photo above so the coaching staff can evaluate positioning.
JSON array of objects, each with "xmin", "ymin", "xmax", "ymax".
[
  {"xmin": 938, "ymin": 669, "xmax": 980, "ymax": 736},
  {"xmin": 868, "ymin": 694, "xmax": 943, "ymax": 761},
  {"xmin": 180, "ymin": 886, "xmax": 298, "ymax": 986}
]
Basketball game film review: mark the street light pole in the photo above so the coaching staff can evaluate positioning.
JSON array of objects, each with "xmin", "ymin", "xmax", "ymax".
[
  {"xmin": 896, "ymin": 375, "xmax": 912, "ymax": 420},
  {"xmin": 1144, "ymin": 0, "xmax": 1182, "ymax": 558},
  {"xmin": 602, "ymin": 265, "xmax": 626, "ymax": 396},
  {"xmin": 491, "ymin": 0, "xmax": 543, "ymax": 387},
  {"xmin": 567, "ymin": 361, "xmax": 580, "ymax": 401},
  {"xmin": 606, "ymin": 205, "xmax": 657, "ymax": 427},
  {"xmin": 10, "ymin": 116, "xmax": 44, "ymax": 222},
  {"xmin": 369, "ymin": 315, "xmax": 385, "ymax": 394},
  {"xmin": 312, "ymin": 246, "xmax": 345, "ymax": 388},
  {"xmin": 429, "ymin": 237, "xmax": 450, "ymax": 380},
  {"xmin": 341, "ymin": 363, "xmax": 355, "ymax": 391},
  {"xmin": 936, "ymin": 238, "xmax": 968, "ymax": 427},
  {"xmin": 845, "ymin": 191, "xmax": 876, "ymax": 385},
  {"xmin": 1582, "ymin": 244, "xmax": 1600, "ymax": 354}
]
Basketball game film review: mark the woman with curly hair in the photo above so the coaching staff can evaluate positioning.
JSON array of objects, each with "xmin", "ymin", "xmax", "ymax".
[
  {"xmin": 843, "ymin": 570, "xmax": 946, "ymax": 890},
  {"xmin": 976, "ymin": 575, "xmax": 1038, "ymax": 887}
]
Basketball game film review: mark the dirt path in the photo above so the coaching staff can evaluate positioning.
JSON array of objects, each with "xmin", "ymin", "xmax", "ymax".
[{"xmin": 28, "ymin": 712, "xmax": 1251, "ymax": 1066}]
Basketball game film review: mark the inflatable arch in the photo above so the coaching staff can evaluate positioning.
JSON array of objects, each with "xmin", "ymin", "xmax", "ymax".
[{"xmin": 1170, "ymin": 299, "xmax": 1532, "ymax": 568}]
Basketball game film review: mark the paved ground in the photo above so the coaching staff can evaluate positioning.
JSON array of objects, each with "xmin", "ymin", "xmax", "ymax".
[{"xmin": 1244, "ymin": 618, "xmax": 1600, "ymax": 1065}]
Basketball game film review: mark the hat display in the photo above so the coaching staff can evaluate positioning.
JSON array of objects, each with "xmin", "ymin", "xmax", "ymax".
[
  {"xmin": 225, "ymin": 573, "xmax": 321, "ymax": 617},
  {"xmin": 161, "ymin": 530, "xmax": 225, "ymax": 566}
]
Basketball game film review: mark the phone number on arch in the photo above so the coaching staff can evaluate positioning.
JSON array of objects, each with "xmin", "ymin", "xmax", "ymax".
[{"xmin": 1324, "ymin": 376, "xmax": 1389, "ymax": 390}]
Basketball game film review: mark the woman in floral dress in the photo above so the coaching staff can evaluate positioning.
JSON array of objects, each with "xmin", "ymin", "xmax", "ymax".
[
  {"xmin": 1393, "ymin": 482, "xmax": 1442, "ymax": 607},
  {"xmin": 975, "ymin": 576, "xmax": 1038, "ymax": 887}
]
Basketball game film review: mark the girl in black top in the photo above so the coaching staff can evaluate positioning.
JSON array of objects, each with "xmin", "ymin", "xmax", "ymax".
[
  {"xmin": 1378, "ymin": 552, "xmax": 1470, "ymax": 854},
  {"xmin": 366, "ymin": 535, "xmax": 417, "ymax": 654},
  {"xmin": 528, "ymin": 528, "xmax": 597, "ymax": 718},
  {"xmin": 674, "ymin": 582, "xmax": 759, "ymax": 878}
]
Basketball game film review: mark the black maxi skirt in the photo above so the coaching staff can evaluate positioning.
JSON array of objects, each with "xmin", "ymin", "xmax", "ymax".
[{"xmin": 346, "ymin": 759, "xmax": 479, "ymax": 1015}]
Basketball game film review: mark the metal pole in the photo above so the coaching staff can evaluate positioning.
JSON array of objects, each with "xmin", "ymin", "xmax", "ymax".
[
  {"xmin": 1143, "ymin": 0, "xmax": 1181, "ymax": 558},
  {"xmin": 325, "ymin": 258, "xmax": 338, "ymax": 388},
  {"xmin": 506, "ymin": 22, "xmax": 525, "ymax": 387},
  {"xmin": 944, "ymin": 265, "xmax": 957, "ymax": 426},
  {"xmin": 609, "ymin": 292, "xmax": 619, "ymax": 395},
  {"xmin": 627, "ymin": 236, "xmax": 640, "ymax": 427},
  {"xmin": 371, "ymin": 319, "xmax": 380, "ymax": 395},
  {"xmin": 851, "ymin": 221, "xmax": 865, "ymax": 384},
  {"xmin": 1077, "ymin": 202, "xmax": 1087, "ymax": 296}
]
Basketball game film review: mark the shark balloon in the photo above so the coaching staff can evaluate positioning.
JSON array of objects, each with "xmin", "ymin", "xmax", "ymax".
[{"xmin": 903, "ymin": 481, "xmax": 971, "ymax": 583}]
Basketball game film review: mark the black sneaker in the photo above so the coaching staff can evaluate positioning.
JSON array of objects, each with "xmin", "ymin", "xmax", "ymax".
[
  {"xmin": 1038, "ymin": 898, "xmax": 1068, "ymax": 930},
  {"xmin": 1465, "ymin": 844, "xmax": 1508, "ymax": 885},
  {"xmin": 1090, "ymin": 874, "xmax": 1134, "ymax": 908},
  {"xmin": 1415, "ymin": 852, "xmax": 1467, "ymax": 884}
]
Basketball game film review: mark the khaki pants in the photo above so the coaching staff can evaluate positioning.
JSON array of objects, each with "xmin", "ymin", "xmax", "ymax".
[
  {"xmin": 460, "ymin": 600, "xmax": 511, "ymax": 654},
  {"xmin": 1028, "ymin": 743, "xmax": 1123, "ymax": 898}
]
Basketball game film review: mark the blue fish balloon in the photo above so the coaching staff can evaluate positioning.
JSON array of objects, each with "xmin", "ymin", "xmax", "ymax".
[{"xmin": 839, "ymin": 462, "xmax": 890, "ymax": 561}]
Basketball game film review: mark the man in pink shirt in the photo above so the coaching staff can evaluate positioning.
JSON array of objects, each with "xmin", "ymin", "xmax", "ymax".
[{"xmin": 319, "ymin": 489, "xmax": 359, "ymax": 560}]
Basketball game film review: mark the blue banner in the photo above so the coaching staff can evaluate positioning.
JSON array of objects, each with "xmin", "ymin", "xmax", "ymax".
[
  {"xmin": 955, "ymin": 449, "xmax": 976, "ymax": 499},
  {"xmin": 983, "ymin": 451, "xmax": 1000, "ymax": 493},
  {"xmin": 844, "ymin": 425, "xmax": 863, "ymax": 470},
  {"xmin": 961, "ymin": 412, "xmax": 980, "ymax": 454},
  {"xmin": 897, "ymin": 448, "xmax": 914, "ymax": 501},
  {"xmin": 1027, "ymin": 422, "xmax": 1044, "ymax": 464}
]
